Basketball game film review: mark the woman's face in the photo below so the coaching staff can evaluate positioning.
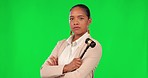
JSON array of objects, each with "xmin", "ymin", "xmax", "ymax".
[{"xmin": 69, "ymin": 7, "xmax": 91, "ymax": 36}]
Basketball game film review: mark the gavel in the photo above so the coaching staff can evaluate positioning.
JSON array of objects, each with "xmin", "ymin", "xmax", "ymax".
[{"xmin": 80, "ymin": 38, "xmax": 96, "ymax": 59}]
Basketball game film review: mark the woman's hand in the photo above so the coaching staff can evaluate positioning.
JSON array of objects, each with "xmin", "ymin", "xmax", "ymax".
[
  {"xmin": 63, "ymin": 58, "xmax": 82, "ymax": 73},
  {"xmin": 47, "ymin": 56, "xmax": 58, "ymax": 66}
]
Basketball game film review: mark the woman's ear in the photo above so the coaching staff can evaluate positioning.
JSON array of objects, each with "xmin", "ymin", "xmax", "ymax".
[{"xmin": 88, "ymin": 18, "xmax": 92, "ymax": 25}]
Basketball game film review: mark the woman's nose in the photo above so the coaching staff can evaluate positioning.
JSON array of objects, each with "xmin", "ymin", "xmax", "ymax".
[{"xmin": 73, "ymin": 19, "xmax": 79, "ymax": 25}]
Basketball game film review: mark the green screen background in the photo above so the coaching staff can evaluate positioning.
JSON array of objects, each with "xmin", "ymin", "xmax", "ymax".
[{"xmin": 0, "ymin": 0, "xmax": 147, "ymax": 78}]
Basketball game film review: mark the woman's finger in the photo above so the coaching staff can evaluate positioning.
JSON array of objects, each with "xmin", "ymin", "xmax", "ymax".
[
  {"xmin": 52, "ymin": 56, "xmax": 58, "ymax": 65},
  {"xmin": 47, "ymin": 61, "xmax": 53, "ymax": 66},
  {"xmin": 50, "ymin": 56, "xmax": 56, "ymax": 65}
]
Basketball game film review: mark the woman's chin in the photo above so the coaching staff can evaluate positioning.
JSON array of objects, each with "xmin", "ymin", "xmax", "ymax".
[{"xmin": 74, "ymin": 32, "xmax": 84, "ymax": 36}]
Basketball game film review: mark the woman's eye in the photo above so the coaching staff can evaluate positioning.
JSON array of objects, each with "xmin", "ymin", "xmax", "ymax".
[
  {"xmin": 70, "ymin": 18, "xmax": 74, "ymax": 20},
  {"xmin": 80, "ymin": 18, "xmax": 84, "ymax": 20}
]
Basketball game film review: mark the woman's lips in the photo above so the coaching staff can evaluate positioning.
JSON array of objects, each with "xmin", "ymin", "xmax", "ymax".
[{"xmin": 73, "ymin": 27, "xmax": 80, "ymax": 30}]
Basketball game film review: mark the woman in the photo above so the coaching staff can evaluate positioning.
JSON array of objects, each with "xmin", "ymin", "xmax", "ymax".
[{"xmin": 40, "ymin": 4, "xmax": 102, "ymax": 78}]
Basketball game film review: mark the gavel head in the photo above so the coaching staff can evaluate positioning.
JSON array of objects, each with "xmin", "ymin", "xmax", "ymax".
[{"xmin": 85, "ymin": 38, "xmax": 96, "ymax": 48}]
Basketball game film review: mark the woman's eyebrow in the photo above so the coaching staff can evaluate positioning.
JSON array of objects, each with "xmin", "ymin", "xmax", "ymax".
[
  {"xmin": 78, "ymin": 15, "xmax": 85, "ymax": 18},
  {"xmin": 70, "ymin": 16, "xmax": 74, "ymax": 18},
  {"xmin": 70, "ymin": 15, "xmax": 84, "ymax": 18}
]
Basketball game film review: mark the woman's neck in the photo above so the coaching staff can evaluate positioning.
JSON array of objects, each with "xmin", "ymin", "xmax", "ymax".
[{"xmin": 72, "ymin": 33, "xmax": 85, "ymax": 42}]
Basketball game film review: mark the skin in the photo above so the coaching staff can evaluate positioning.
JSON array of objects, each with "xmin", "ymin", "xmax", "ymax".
[
  {"xmin": 47, "ymin": 7, "xmax": 92, "ymax": 73},
  {"xmin": 69, "ymin": 7, "xmax": 91, "ymax": 42}
]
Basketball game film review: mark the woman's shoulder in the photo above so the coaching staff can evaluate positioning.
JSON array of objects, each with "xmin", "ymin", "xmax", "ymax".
[
  {"xmin": 89, "ymin": 37, "xmax": 102, "ymax": 48},
  {"xmin": 56, "ymin": 39, "xmax": 67, "ymax": 45},
  {"xmin": 89, "ymin": 38, "xmax": 102, "ymax": 56},
  {"xmin": 58, "ymin": 39, "xmax": 67, "ymax": 43}
]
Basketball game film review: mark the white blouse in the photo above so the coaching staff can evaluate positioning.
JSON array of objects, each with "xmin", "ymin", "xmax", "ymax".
[{"xmin": 58, "ymin": 32, "xmax": 90, "ymax": 65}]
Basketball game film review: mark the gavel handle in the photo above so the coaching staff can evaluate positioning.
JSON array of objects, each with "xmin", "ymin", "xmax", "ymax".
[{"xmin": 80, "ymin": 45, "xmax": 90, "ymax": 59}]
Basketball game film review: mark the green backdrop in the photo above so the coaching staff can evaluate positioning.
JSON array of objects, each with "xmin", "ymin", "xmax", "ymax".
[{"xmin": 0, "ymin": 0, "xmax": 147, "ymax": 78}]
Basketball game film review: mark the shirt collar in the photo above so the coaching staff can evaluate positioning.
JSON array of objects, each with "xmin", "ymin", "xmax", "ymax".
[{"xmin": 66, "ymin": 32, "xmax": 90, "ymax": 46}]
